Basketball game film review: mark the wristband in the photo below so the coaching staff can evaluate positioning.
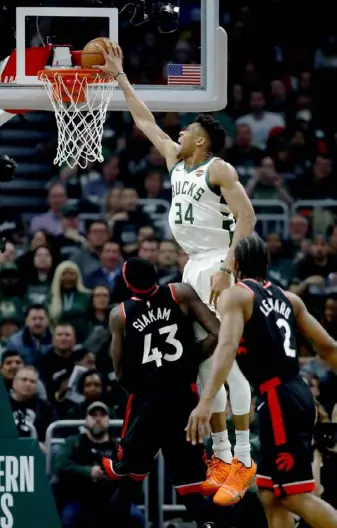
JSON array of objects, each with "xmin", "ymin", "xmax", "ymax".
[
  {"xmin": 220, "ymin": 266, "xmax": 232, "ymax": 275},
  {"xmin": 114, "ymin": 72, "xmax": 126, "ymax": 80}
]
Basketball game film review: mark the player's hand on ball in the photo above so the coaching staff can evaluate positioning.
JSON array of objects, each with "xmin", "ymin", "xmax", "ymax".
[
  {"xmin": 210, "ymin": 271, "xmax": 232, "ymax": 308},
  {"xmin": 95, "ymin": 42, "xmax": 123, "ymax": 78},
  {"xmin": 185, "ymin": 402, "xmax": 212, "ymax": 445}
]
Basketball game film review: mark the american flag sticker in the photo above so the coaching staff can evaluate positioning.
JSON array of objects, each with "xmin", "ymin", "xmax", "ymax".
[{"xmin": 167, "ymin": 64, "xmax": 202, "ymax": 86}]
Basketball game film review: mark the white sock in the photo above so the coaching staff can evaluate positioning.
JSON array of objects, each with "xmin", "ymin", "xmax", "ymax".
[
  {"xmin": 234, "ymin": 430, "xmax": 251, "ymax": 468},
  {"xmin": 212, "ymin": 431, "xmax": 232, "ymax": 464}
]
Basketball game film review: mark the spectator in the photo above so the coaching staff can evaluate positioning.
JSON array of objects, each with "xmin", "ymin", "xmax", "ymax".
[
  {"xmin": 66, "ymin": 370, "xmax": 115, "ymax": 419},
  {"xmin": 86, "ymin": 286, "xmax": 111, "ymax": 335},
  {"xmin": 55, "ymin": 402, "xmax": 144, "ymax": 528},
  {"xmin": 296, "ymin": 155, "xmax": 336, "ymax": 200},
  {"xmin": 0, "ymin": 263, "xmax": 25, "ymax": 322},
  {"xmin": 71, "ymin": 220, "xmax": 110, "ymax": 276},
  {"xmin": 55, "ymin": 204, "xmax": 86, "ymax": 261},
  {"xmin": 6, "ymin": 305, "xmax": 52, "ymax": 367},
  {"xmin": 284, "ymin": 214, "xmax": 310, "ymax": 259},
  {"xmin": 329, "ymin": 225, "xmax": 337, "ymax": 255},
  {"xmin": 48, "ymin": 261, "xmax": 91, "ymax": 336},
  {"xmin": 0, "ymin": 349, "xmax": 24, "ymax": 392},
  {"xmin": 226, "ymin": 124, "xmax": 264, "ymax": 185},
  {"xmin": 0, "ymin": 315, "xmax": 20, "ymax": 353},
  {"xmin": 82, "ymin": 156, "xmax": 122, "ymax": 202},
  {"xmin": 113, "ymin": 188, "xmax": 153, "ymax": 257},
  {"xmin": 84, "ymin": 241, "xmax": 122, "ymax": 291},
  {"xmin": 10, "ymin": 366, "xmax": 56, "ymax": 449},
  {"xmin": 322, "ymin": 294, "xmax": 337, "ymax": 339},
  {"xmin": 157, "ymin": 240, "xmax": 182, "ymax": 284},
  {"xmin": 138, "ymin": 238, "xmax": 159, "ymax": 265},
  {"xmin": 25, "ymin": 246, "xmax": 55, "ymax": 306},
  {"xmin": 0, "ymin": 241, "xmax": 16, "ymax": 265},
  {"xmin": 141, "ymin": 171, "xmax": 170, "ymax": 201},
  {"xmin": 245, "ymin": 156, "xmax": 294, "ymax": 205},
  {"xmin": 236, "ymin": 89, "xmax": 285, "ymax": 149},
  {"xmin": 177, "ymin": 247, "xmax": 188, "ymax": 274},
  {"xmin": 72, "ymin": 344, "xmax": 96, "ymax": 371},
  {"xmin": 290, "ymin": 234, "xmax": 337, "ymax": 317},
  {"xmin": 265, "ymin": 232, "xmax": 292, "ymax": 288},
  {"xmin": 104, "ymin": 188, "xmax": 123, "ymax": 229},
  {"xmin": 30, "ymin": 182, "xmax": 68, "ymax": 236},
  {"xmin": 39, "ymin": 323, "xmax": 76, "ymax": 400}
]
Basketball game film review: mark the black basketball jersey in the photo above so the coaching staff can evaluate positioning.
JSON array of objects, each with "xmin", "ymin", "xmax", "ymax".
[
  {"xmin": 121, "ymin": 285, "xmax": 199, "ymax": 393},
  {"xmin": 236, "ymin": 279, "xmax": 300, "ymax": 391}
]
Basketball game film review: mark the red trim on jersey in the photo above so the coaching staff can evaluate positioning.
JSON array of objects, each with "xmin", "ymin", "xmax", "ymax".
[
  {"xmin": 259, "ymin": 377, "xmax": 286, "ymax": 446},
  {"xmin": 122, "ymin": 262, "xmax": 157, "ymax": 294},
  {"xmin": 237, "ymin": 282, "xmax": 255, "ymax": 297},
  {"xmin": 190, "ymin": 383, "xmax": 199, "ymax": 395},
  {"xmin": 274, "ymin": 480, "xmax": 316, "ymax": 497},
  {"xmin": 169, "ymin": 283, "xmax": 178, "ymax": 303},
  {"xmin": 175, "ymin": 481, "xmax": 204, "ymax": 495},
  {"xmin": 120, "ymin": 303, "xmax": 126, "ymax": 322},
  {"xmin": 120, "ymin": 393, "xmax": 134, "ymax": 439},
  {"xmin": 256, "ymin": 476, "xmax": 273, "ymax": 489}
]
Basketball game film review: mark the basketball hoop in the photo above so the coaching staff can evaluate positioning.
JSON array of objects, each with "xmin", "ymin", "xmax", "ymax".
[{"xmin": 38, "ymin": 69, "xmax": 116, "ymax": 169}]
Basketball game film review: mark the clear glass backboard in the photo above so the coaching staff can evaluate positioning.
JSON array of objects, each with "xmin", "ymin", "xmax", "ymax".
[{"xmin": 0, "ymin": 0, "xmax": 227, "ymax": 112}]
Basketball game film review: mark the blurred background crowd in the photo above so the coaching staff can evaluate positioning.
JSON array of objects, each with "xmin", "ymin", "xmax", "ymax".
[{"xmin": 0, "ymin": 1, "xmax": 337, "ymax": 527}]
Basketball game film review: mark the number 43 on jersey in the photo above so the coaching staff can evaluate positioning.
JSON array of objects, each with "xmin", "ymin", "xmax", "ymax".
[{"xmin": 142, "ymin": 324, "xmax": 183, "ymax": 367}]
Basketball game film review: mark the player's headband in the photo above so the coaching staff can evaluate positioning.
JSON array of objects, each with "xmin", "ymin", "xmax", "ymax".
[{"xmin": 122, "ymin": 262, "xmax": 157, "ymax": 294}]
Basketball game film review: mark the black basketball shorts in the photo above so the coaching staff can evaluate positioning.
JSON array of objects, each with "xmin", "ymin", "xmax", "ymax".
[
  {"xmin": 256, "ymin": 376, "xmax": 316, "ymax": 497},
  {"xmin": 103, "ymin": 383, "xmax": 207, "ymax": 495}
]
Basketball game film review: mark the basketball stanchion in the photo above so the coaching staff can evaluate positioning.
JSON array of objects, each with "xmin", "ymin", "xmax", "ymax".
[{"xmin": 0, "ymin": 376, "xmax": 61, "ymax": 528}]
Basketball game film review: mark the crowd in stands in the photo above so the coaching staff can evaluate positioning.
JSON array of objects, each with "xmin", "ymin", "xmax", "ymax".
[{"xmin": 0, "ymin": 1, "xmax": 337, "ymax": 527}]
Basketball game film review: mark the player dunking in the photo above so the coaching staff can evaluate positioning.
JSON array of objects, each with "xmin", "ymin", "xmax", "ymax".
[
  {"xmin": 187, "ymin": 235, "xmax": 337, "ymax": 527},
  {"xmin": 102, "ymin": 257, "xmax": 232, "ymax": 528},
  {"xmin": 97, "ymin": 42, "xmax": 256, "ymax": 502}
]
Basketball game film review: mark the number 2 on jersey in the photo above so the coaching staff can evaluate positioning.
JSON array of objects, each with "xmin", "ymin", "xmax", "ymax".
[
  {"xmin": 277, "ymin": 318, "xmax": 296, "ymax": 358},
  {"xmin": 142, "ymin": 324, "xmax": 183, "ymax": 367},
  {"xmin": 175, "ymin": 203, "xmax": 194, "ymax": 225}
]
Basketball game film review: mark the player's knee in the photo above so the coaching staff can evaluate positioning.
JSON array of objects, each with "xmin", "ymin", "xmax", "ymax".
[
  {"xmin": 227, "ymin": 375, "xmax": 251, "ymax": 415},
  {"xmin": 258, "ymin": 489, "xmax": 277, "ymax": 511},
  {"xmin": 210, "ymin": 385, "xmax": 227, "ymax": 414},
  {"xmin": 279, "ymin": 492, "xmax": 311, "ymax": 513}
]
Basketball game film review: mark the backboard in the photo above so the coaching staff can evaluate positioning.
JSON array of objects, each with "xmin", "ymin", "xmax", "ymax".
[{"xmin": 0, "ymin": 0, "xmax": 227, "ymax": 113}]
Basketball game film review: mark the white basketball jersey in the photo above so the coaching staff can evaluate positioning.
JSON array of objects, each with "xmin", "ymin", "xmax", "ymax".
[{"xmin": 168, "ymin": 157, "xmax": 236, "ymax": 254}]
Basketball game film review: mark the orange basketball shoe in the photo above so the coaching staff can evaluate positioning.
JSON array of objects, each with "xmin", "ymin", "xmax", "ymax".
[
  {"xmin": 199, "ymin": 456, "xmax": 232, "ymax": 496},
  {"xmin": 213, "ymin": 458, "xmax": 256, "ymax": 506}
]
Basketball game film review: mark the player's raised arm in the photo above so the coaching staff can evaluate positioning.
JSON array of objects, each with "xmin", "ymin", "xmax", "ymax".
[
  {"xmin": 173, "ymin": 283, "xmax": 220, "ymax": 359},
  {"xmin": 109, "ymin": 304, "xmax": 126, "ymax": 380},
  {"xmin": 287, "ymin": 291, "xmax": 337, "ymax": 369},
  {"xmin": 186, "ymin": 286, "xmax": 252, "ymax": 444},
  {"xmin": 209, "ymin": 160, "xmax": 256, "ymax": 306},
  {"xmin": 96, "ymin": 42, "xmax": 179, "ymax": 170}
]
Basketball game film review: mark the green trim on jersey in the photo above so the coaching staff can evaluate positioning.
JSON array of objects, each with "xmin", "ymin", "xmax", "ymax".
[
  {"xmin": 184, "ymin": 158, "xmax": 213, "ymax": 174},
  {"xmin": 169, "ymin": 160, "xmax": 182, "ymax": 178}
]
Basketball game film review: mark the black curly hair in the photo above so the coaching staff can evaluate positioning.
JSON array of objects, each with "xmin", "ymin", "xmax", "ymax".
[
  {"xmin": 193, "ymin": 114, "xmax": 226, "ymax": 154},
  {"xmin": 235, "ymin": 235, "xmax": 269, "ymax": 280}
]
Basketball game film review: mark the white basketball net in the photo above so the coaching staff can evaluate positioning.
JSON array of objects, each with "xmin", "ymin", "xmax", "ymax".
[{"xmin": 39, "ymin": 71, "xmax": 116, "ymax": 169}]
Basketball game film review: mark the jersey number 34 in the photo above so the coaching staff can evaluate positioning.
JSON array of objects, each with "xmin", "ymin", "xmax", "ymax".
[{"xmin": 142, "ymin": 324, "xmax": 183, "ymax": 367}]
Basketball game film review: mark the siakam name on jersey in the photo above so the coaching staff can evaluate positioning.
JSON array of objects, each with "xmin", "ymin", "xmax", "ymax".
[
  {"xmin": 133, "ymin": 308, "xmax": 171, "ymax": 332},
  {"xmin": 0, "ymin": 456, "xmax": 34, "ymax": 528}
]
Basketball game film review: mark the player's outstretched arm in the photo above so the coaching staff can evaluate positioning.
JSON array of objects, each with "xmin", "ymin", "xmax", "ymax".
[
  {"xmin": 287, "ymin": 291, "xmax": 337, "ymax": 369},
  {"xmin": 186, "ymin": 286, "xmax": 252, "ymax": 444},
  {"xmin": 96, "ymin": 43, "xmax": 179, "ymax": 170},
  {"xmin": 173, "ymin": 283, "xmax": 219, "ymax": 358},
  {"xmin": 109, "ymin": 305, "xmax": 125, "ymax": 380},
  {"xmin": 208, "ymin": 160, "xmax": 256, "ymax": 306}
]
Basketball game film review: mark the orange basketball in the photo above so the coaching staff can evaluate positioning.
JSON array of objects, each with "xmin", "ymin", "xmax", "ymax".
[{"xmin": 81, "ymin": 37, "xmax": 122, "ymax": 69}]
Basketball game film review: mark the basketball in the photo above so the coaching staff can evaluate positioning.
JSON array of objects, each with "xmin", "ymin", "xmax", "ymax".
[{"xmin": 81, "ymin": 37, "xmax": 122, "ymax": 69}]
